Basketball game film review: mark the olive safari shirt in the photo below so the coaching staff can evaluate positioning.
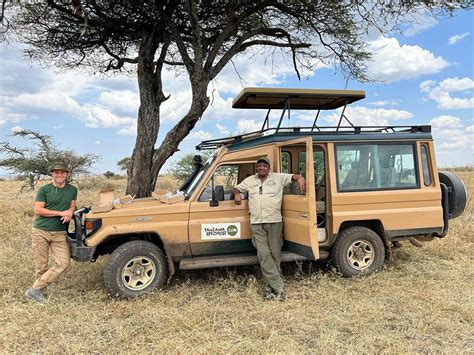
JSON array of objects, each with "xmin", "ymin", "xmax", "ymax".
[
  {"xmin": 33, "ymin": 183, "xmax": 78, "ymax": 231},
  {"xmin": 236, "ymin": 172, "xmax": 293, "ymax": 224}
]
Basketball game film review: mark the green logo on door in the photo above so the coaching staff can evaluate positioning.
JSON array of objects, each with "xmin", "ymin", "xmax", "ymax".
[{"xmin": 227, "ymin": 225, "xmax": 238, "ymax": 236}]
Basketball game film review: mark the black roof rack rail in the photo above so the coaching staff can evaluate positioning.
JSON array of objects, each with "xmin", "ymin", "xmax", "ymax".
[{"xmin": 196, "ymin": 125, "xmax": 432, "ymax": 150}]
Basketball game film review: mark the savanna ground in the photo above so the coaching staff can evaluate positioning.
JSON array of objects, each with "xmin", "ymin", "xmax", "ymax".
[{"xmin": 0, "ymin": 170, "xmax": 472, "ymax": 353}]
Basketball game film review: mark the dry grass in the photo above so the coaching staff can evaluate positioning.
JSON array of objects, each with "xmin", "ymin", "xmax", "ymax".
[{"xmin": 0, "ymin": 172, "xmax": 473, "ymax": 353}]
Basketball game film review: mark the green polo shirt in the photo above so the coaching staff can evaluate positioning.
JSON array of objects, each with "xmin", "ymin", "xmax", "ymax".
[
  {"xmin": 236, "ymin": 172, "xmax": 293, "ymax": 224},
  {"xmin": 33, "ymin": 183, "xmax": 78, "ymax": 231}
]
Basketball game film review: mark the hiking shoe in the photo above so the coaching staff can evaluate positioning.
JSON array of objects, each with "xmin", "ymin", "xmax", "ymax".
[
  {"xmin": 264, "ymin": 289, "xmax": 276, "ymax": 301},
  {"xmin": 276, "ymin": 291, "xmax": 286, "ymax": 302},
  {"xmin": 25, "ymin": 287, "xmax": 46, "ymax": 303}
]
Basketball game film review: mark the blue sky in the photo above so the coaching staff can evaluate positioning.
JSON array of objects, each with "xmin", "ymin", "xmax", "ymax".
[{"xmin": 0, "ymin": 9, "xmax": 472, "ymax": 176}]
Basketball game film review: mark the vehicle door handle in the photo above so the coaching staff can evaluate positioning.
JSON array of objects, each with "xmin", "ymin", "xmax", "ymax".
[{"xmin": 299, "ymin": 213, "xmax": 308, "ymax": 218}]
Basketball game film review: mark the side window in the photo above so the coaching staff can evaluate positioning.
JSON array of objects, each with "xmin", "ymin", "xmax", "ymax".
[
  {"xmin": 336, "ymin": 143, "xmax": 418, "ymax": 191},
  {"xmin": 421, "ymin": 144, "xmax": 433, "ymax": 186},
  {"xmin": 281, "ymin": 151, "xmax": 291, "ymax": 173},
  {"xmin": 298, "ymin": 148, "xmax": 325, "ymax": 184},
  {"xmin": 198, "ymin": 164, "xmax": 252, "ymax": 202}
]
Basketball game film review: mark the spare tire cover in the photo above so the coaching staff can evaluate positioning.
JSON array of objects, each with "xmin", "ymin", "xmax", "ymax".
[{"xmin": 438, "ymin": 171, "xmax": 467, "ymax": 219}]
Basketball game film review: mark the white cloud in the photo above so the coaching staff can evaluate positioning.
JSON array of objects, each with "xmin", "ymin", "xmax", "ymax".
[
  {"xmin": 10, "ymin": 126, "xmax": 24, "ymax": 133},
  {"xmin": 185, "ymin": 130, "xmax": 213, "ymax": 141},
  {"xmin": 429, "ymin": 114, "xmax": 473, "ymax": 153},
  {"xmin": 448, "ymin": 32, "xmax": 470, "ymax": 45},
  {"xmin": 368, "ymin": 100, "xmax": 398, "ymax": 107},
  {"xmin": 429, "ymin": 115, "xmax": 462, "ymax": 128},
  {"xmin": 53, "ymin": 124, "xmax": 64, "ymax": 129},
  {"xmin": 8, "ymin": 92, "xmax": 83, "ymax": 116},
  {"xmin": 117, "ymin": 124, "xmax": 137, "ymax": 136},
  {"xmin": 216, "ymin": 123, "xmax": 230, "ymax": 136},
  {"xmin": 366, "ymin": 37, "xmax": 449, "ymax": 82},
  {"xmin": 236, "ymin": 119, "xmax": 261, "ymax": 134},
  {"xmin": 402, "ymin": 13, "xmax": 438, "ymax": 37},
  {"xmin": 99, "ymin": 90, "xmax": 139, "ymax": 114},
  {"xmin": 420, "ymin": 77, "xmax": 474, "ymax": 110},
  {"xmin": 95, "ymin": 140, "xmax": 101, "ymax": 144},
  {"xmin": 0, "ymin": 106, "xmax": 29, "ymax": 127},
  {"xmin": 81, "ymin": 105, "xmax": 136, "ymax": 128},
  {"xmin": 419, "ymin": 80, "xmax": 436, "ymax": 93},
  {"xmin": 325, "ymin": 106, "xmax": 413, "ymax": 126},
  {"xmin": 439, "ymin": 77, "xmax": 474, "ymax": 92}
]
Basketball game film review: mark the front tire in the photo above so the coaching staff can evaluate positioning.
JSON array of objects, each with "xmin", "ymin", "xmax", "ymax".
[
  {"xmin": 104, "ymin": 240, "xmax": 168, "ymax": 299},
  {"xmin": 331, "ymin": 226, "xmax": 385, "ymax": 277}
]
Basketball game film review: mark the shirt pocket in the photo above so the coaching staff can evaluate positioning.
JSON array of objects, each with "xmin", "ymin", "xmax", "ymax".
[{"xmin": 264, "ymin": 180, "xmax": 280, "ymax": 196}]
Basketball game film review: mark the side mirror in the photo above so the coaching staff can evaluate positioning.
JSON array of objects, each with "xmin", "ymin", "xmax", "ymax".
[
  {"xmin": 214, "ymin": 185, "xmax": 225, "ymax": 201},
  {"xmin": 209, "ymin": 185, "xmax": 225, "ymax": 207}
]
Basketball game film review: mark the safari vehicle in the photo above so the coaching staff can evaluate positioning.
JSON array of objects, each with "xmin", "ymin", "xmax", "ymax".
[{"xmin": 68, "ymin": 88, "xmax": 467, "ymax": 299}]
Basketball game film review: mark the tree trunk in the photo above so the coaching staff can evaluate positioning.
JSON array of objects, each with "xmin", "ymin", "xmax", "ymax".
[
  {"xmin": 126, "ymin": 34, "xmax": 166, "ymax": 198},
  {"xmin": 150, "ymin": 79, "xmax": 210, "ymax": 185}
]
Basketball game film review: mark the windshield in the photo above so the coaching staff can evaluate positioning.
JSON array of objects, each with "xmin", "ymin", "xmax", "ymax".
[{"xmin": 183, "ymin": 154, "xmax": 216, "ymax": 198}]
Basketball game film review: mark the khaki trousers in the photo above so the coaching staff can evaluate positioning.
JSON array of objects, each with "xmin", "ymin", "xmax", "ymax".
[
  {"xmin": 250, "ymin": 222, "xmax": 284, "ymax": 293},
  {"xmin": 31, "ymin": 228, "xmax": 70, "ymax": 289}
]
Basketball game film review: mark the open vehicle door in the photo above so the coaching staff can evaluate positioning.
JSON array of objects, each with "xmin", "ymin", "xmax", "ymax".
[{"xmin": 278, "ymin": 137, "xmax": 319, "ymax": 259}]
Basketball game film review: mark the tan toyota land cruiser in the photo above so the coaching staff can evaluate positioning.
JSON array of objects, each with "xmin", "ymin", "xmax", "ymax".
[{"xmin": 68, "ymin": 88, "xmax": 467, "ymax": 299}]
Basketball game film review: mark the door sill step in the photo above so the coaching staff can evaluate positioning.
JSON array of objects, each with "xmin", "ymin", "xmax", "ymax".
[{"xmin": 179, "ymin": 251, "xmax": 328, "ymax": 270}]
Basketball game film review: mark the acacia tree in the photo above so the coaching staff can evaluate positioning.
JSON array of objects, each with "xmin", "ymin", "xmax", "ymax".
[
  {"xmin": 0, "ymin": 129, "xmax": 99, "ymax": 191},
  {"xmin": 1, "ymin": 0, "xmax": 467, "ymax": 197}
]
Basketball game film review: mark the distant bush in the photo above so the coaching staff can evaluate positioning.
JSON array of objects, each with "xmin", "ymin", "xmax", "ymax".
[
  {"xmin": 440, "ymin": 165, "xmax": 473, "ymax": 172},
  {"xmin": 103, "ymin": 171, "xmax": 118, "ymax": 179}
]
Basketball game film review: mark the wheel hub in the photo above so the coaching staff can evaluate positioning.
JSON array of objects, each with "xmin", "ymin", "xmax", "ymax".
[
  {"xmin": 121, "ymin": 256, "xmax": 156, "ymax": 291},
  {"xmin": 347, "ymin": 240, "xmax": 374, "ymax": 271}
]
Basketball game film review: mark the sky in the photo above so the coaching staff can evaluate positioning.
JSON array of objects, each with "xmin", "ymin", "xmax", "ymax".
[{"xmin": 0, "ymin": 9, "xmax": 473, "ymax": 176}]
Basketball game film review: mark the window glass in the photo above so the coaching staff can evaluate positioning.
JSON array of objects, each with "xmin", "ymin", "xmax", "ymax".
[
  {"xmin": 298, "ymin": 148, "xmax": 325, "ymax": 184},
  {"xmin": 199, "ymin": 164, "xmax": 250, "ymax": 202},
  {"xmin": 421, "ymin": 144, "xmax": 432, "ymax": 186},
  {"xmin": 336, "ymin": 144, "xmax": 418, "ymax": 191},
  {"xmin": 280, "ymin": 151, "xmax": 291, "ymax": 173}
]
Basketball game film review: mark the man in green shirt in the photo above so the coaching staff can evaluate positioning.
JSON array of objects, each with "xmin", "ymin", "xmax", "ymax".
[
  {"xmin": 233, "ymin": 157, "xmax": 305, "ymax": 301},
  {"xmin": 25, "ymin": 162, "xmax": 77, "ymax": 303}
]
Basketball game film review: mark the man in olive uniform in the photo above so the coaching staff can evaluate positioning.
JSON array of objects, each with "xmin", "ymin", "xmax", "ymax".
[
  {"xmin": 25, "ymin": 162, "xmax": 77, "ymax": 303},
  {"xmin": 233, "ymin": 157, "xmax": 305, "ymax": 301}
]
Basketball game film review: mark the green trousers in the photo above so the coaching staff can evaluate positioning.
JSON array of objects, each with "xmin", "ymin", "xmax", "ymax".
[{"xmin": 250, "ymin": 222, "xmax": 284, "ymax": 293}]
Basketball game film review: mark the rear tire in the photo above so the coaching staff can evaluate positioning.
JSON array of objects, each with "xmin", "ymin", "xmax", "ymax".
[
  {"xmin": 331, "ymin": 226, "xmax": 385, "ymax": 277},
  {"xmin": 104, "ymin": 240, "xmax": 168, "ymax": 299}
]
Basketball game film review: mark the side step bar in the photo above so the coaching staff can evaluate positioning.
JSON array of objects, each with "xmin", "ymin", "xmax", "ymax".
[{"xmin": 179, "ymin": 251, "xmax": 329, "ymax": 270}]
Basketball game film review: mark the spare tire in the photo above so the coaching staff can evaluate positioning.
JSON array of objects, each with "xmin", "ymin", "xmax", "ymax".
[{"xmin": 438, "ymin": 171, "xmax": 467, "ymax": 219}]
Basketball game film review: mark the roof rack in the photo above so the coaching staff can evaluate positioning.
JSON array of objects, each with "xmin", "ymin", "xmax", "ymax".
[
  {"xmin": 196, "ymin": 125, "xmax": 431, "ymax": 150},
  {"xmin": 197, "ymin": 87, "xmax": 428, "ymax": 150}
]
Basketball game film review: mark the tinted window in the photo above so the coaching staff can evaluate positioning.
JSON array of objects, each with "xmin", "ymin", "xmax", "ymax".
[{"xmin": 336, "ymin": 143, "xmax": 418, "ymax": 191}]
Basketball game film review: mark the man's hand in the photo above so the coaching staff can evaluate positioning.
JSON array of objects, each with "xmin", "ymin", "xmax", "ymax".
[
  {"xmin": 59, "ymin": 210, "xmax": 73, "ymax": 218},
  {"xmin": 298, "ymin": 176, "xmax": 306, "ymax": 193},
  {"xmin": 232, "ymin": 188, "xmax": 242, "ymax": 205},
  {"xmin": 60, "ymin": 215, "xmax": 72, "ymax": 224},
  {"xmin": 291, "ymin": 174, "xmax": 306, "ymax": 194}
]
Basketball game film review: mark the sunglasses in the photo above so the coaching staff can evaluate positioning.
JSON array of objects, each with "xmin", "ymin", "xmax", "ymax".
[{"xmin": 259, "ymin": 186, "xmax": 262, "ymax": 194}]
